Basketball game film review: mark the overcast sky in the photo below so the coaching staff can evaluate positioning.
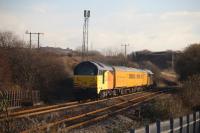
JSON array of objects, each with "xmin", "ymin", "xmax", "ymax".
[{"xmin": 0, "ymin": 0, "xmax": 200, "ymax": 52}]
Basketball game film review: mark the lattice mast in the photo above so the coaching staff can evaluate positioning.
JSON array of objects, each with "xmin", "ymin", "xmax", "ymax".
[{"xmin": 82, "ymin": 10, "xmax": 90, "ymax": 60}]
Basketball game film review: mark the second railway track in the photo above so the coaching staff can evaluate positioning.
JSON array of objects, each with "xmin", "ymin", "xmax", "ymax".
[
  {"xmin": 0, "ymin": 101, "xmax": 79, "ymax": 120},
  {"xmin": 21, "ymin": 90, "xmax": 165, "ymax": 133},
  {"xmin": 0, "ymin": 91, "xmax": 146, "ymax": 121}
]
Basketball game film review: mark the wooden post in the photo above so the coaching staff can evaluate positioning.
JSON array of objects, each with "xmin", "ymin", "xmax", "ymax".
[
  {"xmin": 19, "ymin": 90, "xmax": 21, "ymax": 106},
  {"xmin": 18, "ymin": 90, "xmax": 20, "ymax": 106},
  {"xmin": 170, "ymin": 118, "xmax": 174, "ymax": 133},
  {"xmin": 10, "ymin": 90, "xmax": 13, "ymax": 107},
  {"xmin": 15, "ymin": 90, "xmax": 16, "ymax": 107},
  {"xmin": 179, "ymin": 116, "xmax": 183, "ymax": 133},
  {"xmin": 7, "ymin": 90, "xmax": 9, "ymax": 107},
  {"xmin": 156, "ymin": 120, "xmax": 161, "ymax": 133},
  {"xmin": 130, "ymin": 128, "xmax": 135, "ymax": 133},
  {"xmin": 11, "ymin": 90, "xmax": 12, "ymax": 107},
  {"xmin": 145, "ymin": 124, "xmax": 149, "ymax": 133},
  {"xmin": 13, "ymin": 90, "xmax": 15, "ymax": 107},
  {"xmin": 193, "ymin": 112, "xmax": 196, "ymax": 133},
  {"xmin": 187, "ymin": 114, "xmax": 190, "ymax": 133},
  {"xmin": 199, "ymin": 111, "xmax": 200, "ymax": 133}
]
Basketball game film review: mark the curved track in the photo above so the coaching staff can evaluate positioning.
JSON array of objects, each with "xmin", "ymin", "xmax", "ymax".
[
  {"xmin": 0, "ymin": 101, "xmax": 78, "ymax": 120},
  {"xmin": 21, "ymin": 90, "xmax": 164, "ymax": 133},
  {"xmin": 0, "ymin": 91, "xmax": 146, "ymax": 121}
]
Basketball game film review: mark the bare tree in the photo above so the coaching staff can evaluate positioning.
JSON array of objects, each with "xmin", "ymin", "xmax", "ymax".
[{"xmin": 0, "ymin": 31, "xmax": 26, "ymax": 48}]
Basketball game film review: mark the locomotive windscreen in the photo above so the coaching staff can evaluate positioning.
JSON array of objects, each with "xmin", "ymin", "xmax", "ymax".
[{"xmin": 74, "ymin": 62, "xmax": 98, "ymax": 75}]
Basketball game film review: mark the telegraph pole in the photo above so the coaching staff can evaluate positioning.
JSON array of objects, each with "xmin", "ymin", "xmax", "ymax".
[
  {"xmin": 25, "ymin": 31, "xmax": 44, "ymax": 48},
  {"xmin": 121, "ymin": 44, "xmax": 129, "ymax": 57},
  {"xmin": 30, "ymin": 33, "xmax": 32, "ymax": 48},
  {"xmin": 37, "ymin": 33, "xmax": 44, "ymax": 48},
  {"xmin": 26, "ymin": 31, "xmax": 32, "ymax": 48}
]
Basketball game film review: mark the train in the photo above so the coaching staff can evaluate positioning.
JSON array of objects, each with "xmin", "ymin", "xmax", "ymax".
[{"xmin": 73, "ymin": 61, "xmax": 154, "ymax": 99}]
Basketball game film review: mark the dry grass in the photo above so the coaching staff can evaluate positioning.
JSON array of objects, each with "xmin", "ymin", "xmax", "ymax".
[{"xmin": 140, "ymin": 94, "xmax": 190, "ymax": 123}]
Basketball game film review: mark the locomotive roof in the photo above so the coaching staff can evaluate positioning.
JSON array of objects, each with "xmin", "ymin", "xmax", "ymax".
[
  {"xmin": 79, "ymin": 61, "xmax": 113, "ymax": 71},
  {"xmin": 113, "ymin": 66, "xmax": 146, "ymax": 72},
  {"xmin": 77, "ymin": 61, "xmax": 153, "ymax": 74}
]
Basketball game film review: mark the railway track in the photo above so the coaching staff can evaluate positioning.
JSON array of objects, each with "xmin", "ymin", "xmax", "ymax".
[
  {"xmin": 0, "ymin": 101, "xmax": 79, "ymax": 120},
  {"xmin": 21, "ymin": 90, "xmax": 164, "ymax": 133},
  {"xmin": 0, "ymin": 91, "xmax": 147, "ymax": 121}
]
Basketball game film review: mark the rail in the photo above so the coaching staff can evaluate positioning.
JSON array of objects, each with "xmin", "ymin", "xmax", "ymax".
[
  {"xmin": 0, "ymin": 91, "xmax": 145, "ymax": 120},
  {"xmin": 22, "ymin": 91, "xmax": 164, "ymax": 133}
]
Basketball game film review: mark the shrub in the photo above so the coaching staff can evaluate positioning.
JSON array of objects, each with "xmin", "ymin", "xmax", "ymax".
[
  {"xmin": 7, "ymin": 49, "xmax": 71, "ymax": 102},
  {"xmin": 141, "ymin": 95, "xmax": 189, "ymax": 122},
  {"xmin": 0, "ymin": 50, "xmax": 12, "ymax": 88},
  {"xmin": 0, "ymin": 47, "xmax": 73, "ymax": 102},
  {"xmin": 181, "ymin": 74, "xmax": 200, "ymax": 109},
  {"xmin": 175, "ymin": 44, "xmax": 200, "ymax": 80}
]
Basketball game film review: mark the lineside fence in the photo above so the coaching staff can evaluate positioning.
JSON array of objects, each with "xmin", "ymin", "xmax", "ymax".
[
  {"xmin": 0, "ymin": 90, "xmax": 40, "ymax": 108},
  {"xmin": 130, "ymin": 111, "xmax": 200, "ymax": 133}
]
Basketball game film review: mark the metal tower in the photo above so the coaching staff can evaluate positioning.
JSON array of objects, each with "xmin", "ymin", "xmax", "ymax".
[{"xmin": 82, "ymin": 10, "xmax": 90, "ymax": 60}]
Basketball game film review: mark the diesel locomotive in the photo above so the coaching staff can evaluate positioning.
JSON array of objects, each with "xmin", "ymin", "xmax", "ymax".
[{"xmin": 73, "ymin": 61, "xmax": 154, "ymax": 99}]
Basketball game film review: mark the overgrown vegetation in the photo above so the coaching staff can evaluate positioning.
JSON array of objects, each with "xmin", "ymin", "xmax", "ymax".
[
  {"xmin": 124, "ymin": 44, "xmax": 200, "ymax": 125},
  {"xmin": 175, "ymin": 44, "xmax": 200, "ymax": 80},
  {"xmin": 0, "ymin": 31, "xmax": 26, "ymax": 48},
  {"xmin": 141, "ymin": 95, "xmax": 189, "ymax": 122},
  {"xmin": 0, "ymin": 31, "xmax": 74, "ymax": 102},
  {"xmin": 181, "ymin": 74, "xmax": 200, "ymax": 110},
  {"xmin": 0, "ymin": 92, "xmax": 11, "ymax": 133},
  {"xmin": 175, "ymin": 44, "xmax": 200, "ymax": 110}
]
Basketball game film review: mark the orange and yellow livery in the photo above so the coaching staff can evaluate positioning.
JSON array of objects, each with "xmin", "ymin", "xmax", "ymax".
[{"xmin": 73, "ymin": 61, "xmax": 154, "ymax": 98}]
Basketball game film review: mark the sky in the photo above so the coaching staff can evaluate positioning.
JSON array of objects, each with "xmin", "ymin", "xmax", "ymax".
[{"xmin": 0, "ymin": 0, "xmax": 200, "ymax": 52}]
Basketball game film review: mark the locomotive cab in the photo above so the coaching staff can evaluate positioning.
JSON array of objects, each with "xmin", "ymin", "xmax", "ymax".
[{"xmin": 73, "ymin": 61, "xmax": 113, "ymax": 99}]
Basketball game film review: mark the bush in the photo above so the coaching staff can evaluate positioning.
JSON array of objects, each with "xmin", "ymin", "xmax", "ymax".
[
  {"xmin": 0, "ymin": 47, "xmax": 73, "ymax": 102},
  {"xmin": 181, "ymin": 74, "xmax": 200, "ymax": 109},
  {"xmin": 175, "ymin": 44, "xmax": 200, "ymax": 80},
  {"xmin": 141, "ymin": 95, "xmax": 189, "ymax": 122},
  {"xmin": 0, "ymin": 50, "xmax": 12, "ymax": 88},
  {"xmin": 7, "ymin": 49, "xmax": 71, "ymax": 102}
]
